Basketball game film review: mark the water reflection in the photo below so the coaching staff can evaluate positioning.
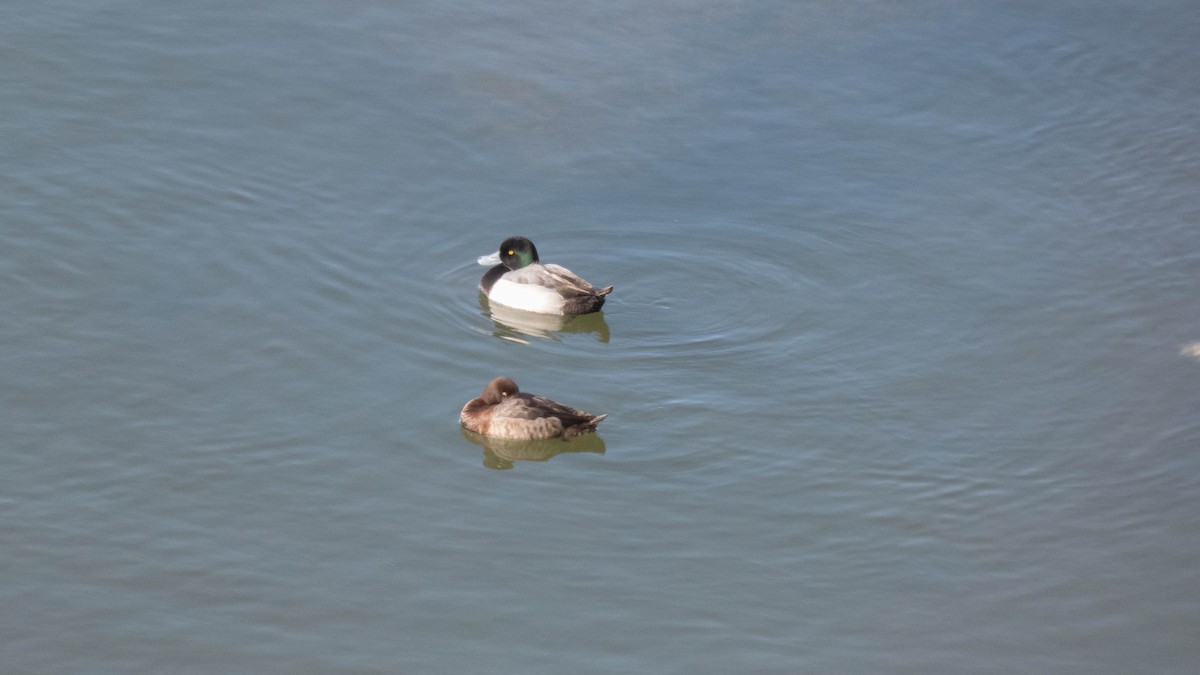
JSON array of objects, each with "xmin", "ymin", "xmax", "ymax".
[
  {"xmin": 479, "ymin": 295, "xmax": 611, "ymax": 343},
  {"xmin": 460, "ymin": 428, "xmax": 606, "ymax": 470}
]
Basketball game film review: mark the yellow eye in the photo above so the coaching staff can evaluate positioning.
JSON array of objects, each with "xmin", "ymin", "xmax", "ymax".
[{"xmin": 507, "ymin": 250, "xmax": 513, "ymax": 255}]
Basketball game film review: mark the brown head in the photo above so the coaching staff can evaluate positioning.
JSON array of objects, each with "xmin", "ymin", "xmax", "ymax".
[{"xmin": 481, "ymin": 377, "xmax": 520, "ymax": 404}]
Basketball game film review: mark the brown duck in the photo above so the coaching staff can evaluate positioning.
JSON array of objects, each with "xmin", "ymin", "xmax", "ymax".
[{"xmin": 460, "ymin": 377, "xmax": 607, "ymax": 440}]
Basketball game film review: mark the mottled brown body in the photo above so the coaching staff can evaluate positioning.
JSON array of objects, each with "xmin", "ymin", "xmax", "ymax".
[{"xmin": 460, "ymin": 377, "xmax": 607, "ymax": 440}]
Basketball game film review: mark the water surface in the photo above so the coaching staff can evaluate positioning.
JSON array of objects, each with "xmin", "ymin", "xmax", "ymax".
[{"xmin": 3, "ymin": 1, "xmax": 1199, "ymax": 672}]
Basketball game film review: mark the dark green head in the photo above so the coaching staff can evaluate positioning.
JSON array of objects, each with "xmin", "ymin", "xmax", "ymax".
[{"xmin": 498, "ymin": 236, "xmax": 540, "ymax": 270}]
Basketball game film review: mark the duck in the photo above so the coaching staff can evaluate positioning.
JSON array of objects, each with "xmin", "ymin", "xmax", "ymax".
[
  {"xmin": 477, "ymin": 236, "xmax": 613, "ymax": 315},
  {"xmin": 460, "ymin": 377, "xmax": 607, "ymax": 440}
]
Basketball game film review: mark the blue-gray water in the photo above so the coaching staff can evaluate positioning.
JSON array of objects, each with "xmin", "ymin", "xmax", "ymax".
[{"xmin": 3, "ymin": 1, "xmax": 1199, "ymax": 672}]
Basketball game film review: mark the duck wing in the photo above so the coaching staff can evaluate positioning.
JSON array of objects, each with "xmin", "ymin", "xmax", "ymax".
[
  {"xmin": 507, "ymin": 264, "xmax": 612, "ymax": 298},
  {"xmin": 499, "ymin": 392, "xmax": 604, "ymax": 431}
]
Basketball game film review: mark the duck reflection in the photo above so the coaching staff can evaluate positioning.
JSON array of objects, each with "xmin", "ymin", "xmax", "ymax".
[
  {"xmin": 460, "ymin": 428, "xmax": 606, "ymax": 470},
  {"xmin": 480, "ymin": 295, "xmax": 610, "ymax": 343}
]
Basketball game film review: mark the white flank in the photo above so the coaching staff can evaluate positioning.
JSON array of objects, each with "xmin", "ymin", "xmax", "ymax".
[{"xmin": 488, "ymin": 278, "xmax": 565, "ymax": 314}]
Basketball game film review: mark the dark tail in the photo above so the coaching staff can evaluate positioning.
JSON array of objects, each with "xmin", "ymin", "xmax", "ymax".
[{"xmin": 564, "ymin": 414, "xmax": 607, "ymax": 438}]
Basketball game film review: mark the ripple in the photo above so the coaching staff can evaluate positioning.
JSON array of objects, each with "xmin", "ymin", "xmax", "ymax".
[
  {"xmin": 428, "ymin": 223, "xmax": 816, "ymax": 369},
  {"xmin": 599, "ymin": 223, "xmax": 817, "ymax": 369}
]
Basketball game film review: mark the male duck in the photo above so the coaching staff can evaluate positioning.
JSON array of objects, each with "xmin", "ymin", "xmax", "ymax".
[
  {"xmin": 460, "ymin": 377, "xmax": 607, "ymax": 440},
  {"xmin": 477, "ymin": 236, "xmax": 613, "ymax": 315}
]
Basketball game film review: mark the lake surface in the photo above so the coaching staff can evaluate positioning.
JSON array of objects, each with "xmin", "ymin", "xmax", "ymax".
[{"xmin": 3, "ymin": 0, "xmax": 1199, "ymax": 672}]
